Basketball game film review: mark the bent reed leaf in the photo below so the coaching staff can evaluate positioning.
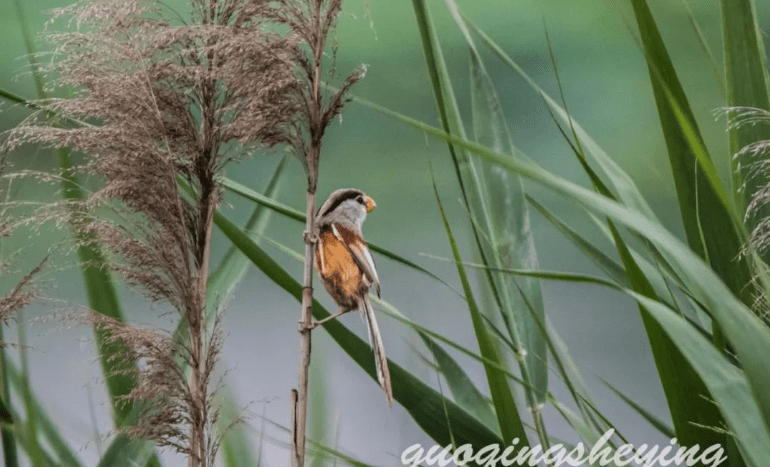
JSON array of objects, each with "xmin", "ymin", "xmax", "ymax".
[
  {"xmin": 222, "ymin": 177, "xmax": 462, "ymax": 297},
  {"xmin": 349, "ymin": 90, "xmax": 770, "ymax": 453},
  {"xmin": 432, "ymin": 178, "xmax": 529, "ymax": 446},
  {"xmin": 212, "ymin": 207, "xmax": 504, "ymax": 453}
]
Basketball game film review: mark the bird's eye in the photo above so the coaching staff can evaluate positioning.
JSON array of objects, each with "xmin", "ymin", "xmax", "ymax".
[{"xmin": 356, "ymin": 196, "xmax": 365, "ymax": 205}]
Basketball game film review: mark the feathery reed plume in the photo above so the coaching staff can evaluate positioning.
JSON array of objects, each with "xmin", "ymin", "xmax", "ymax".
[
  {"xmin": 86, "ymin": 312, "xmax": 224, "ymax": 466},
  {"xmin": 270, "ymin": 1, "xmax": 365, "ymax": 465},
  {"xmin": 0, "ymin": 259, "xmax": 46, "ymax": 334},
  {"xmin": 722, "ymin": 106, "xmax": 770, "ymax": 316},
  {"xmin": 0, "ymin": 161, "xmax": 47, "ymax": 465},
  {"xmin": 723, "ymin": 107, "xmax": 770, "ymax": 251},
  {"xmin": 5, "ymin": 0, "xmax": 299, "ymax": 465},
  {"xmin": 0, "ymin": 163, "xmax": 47, "ymax": 340}
]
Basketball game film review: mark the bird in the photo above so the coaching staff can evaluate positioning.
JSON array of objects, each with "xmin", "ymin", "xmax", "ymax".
[{"xmin": 311, "ymin": 188, "xmax": 392, "ymax": 406}]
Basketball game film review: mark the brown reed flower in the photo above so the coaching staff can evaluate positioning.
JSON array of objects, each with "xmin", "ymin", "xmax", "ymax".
[
  {"xmin": 724, "ymin": 107, "xmax": 770, "ymax": 254},
  {"xmin": 266, "ymin": 2, "xmax": 365, "ymax": 467},
  {"xmin": 722, "ymin": 106, "xmax": 770, "ymax": 317},
  {"xmin": 87, "ymin": 312, "xmax": 224, "ymax": 466},
  {"xmin": 4, "ymin": 0, "xmax": 303, "ymax": 465},
  {"xmin": 0, "ymin": 162, "xmax": 47, "ymax": 343}
]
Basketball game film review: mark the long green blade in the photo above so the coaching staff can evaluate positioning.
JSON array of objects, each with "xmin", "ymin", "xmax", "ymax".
[
  {"xmin": 212, "ymin": 209, "xmax": 503, "ymax": 452},
  {"xmin": 412, "ymin": 0, "xmax": 545, "ymax": 418},
  {"xmin": 419, "ymin": 336, "xmax": 497, "ymax": 429},
  {"xmin": 433, "ymin": 181, "xmax": 529, "ymax": 446},
  {"xmin": 0, "ymin": 325, "xmax": 17, "ymax": 467},
  {"xmin": 207, "ymin": 157, "xmax": 287, "ymax": 318},
  {"xmin": 632, "ymin": 293, "xmax": 770, "ymax": 467},
  {"xmin": 369, "ymin": 100, "xmax": 770, "ymax": 443},
  {"xmin": 59, "ymin": 152, "xmax": 138, "ymax": 426},
  {"xmin": 209, "ymin": 160, "xmax": 287, "ymax": 467},
  {"xmin": 6, "ymin": 364, "xmax": 81, "ymax": 467},
  {"xmin": 467, "ymin": 36, "xmax": 547, "ymax": 407},
  {"xmin": 721, "ymin": 0, "xmax": 770, "ymax": 230},
  {"xmin": 461, "ymin": 15, "xmax": 657, "ymax": 221},
  {"xmin": 95, "ymin": 437, "xmax": 154, "ymax": 467},
  {"xmin": 540, "ymin": 32, "xmax": 732, "ymax": 445},
  {"xmin": 681, "ymin": 0, "xmax": 724, "ymax": 94},
  {"xmin": 600, "ymin": 378, "xmax": 675, "ymax": 439},
  {"xmin": 608, "ymin": 210, "xmax": 726, "ymax": 452},
  {"xmin": 629, "ymin": 0, "xmax": 754, "ymax": 310},
  {"xmin": 17, "ymin": 317, "xmax": 42, "ymax": 467}
]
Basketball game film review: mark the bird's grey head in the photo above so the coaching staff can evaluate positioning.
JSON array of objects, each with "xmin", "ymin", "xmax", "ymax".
[{"xmin": 316, "ymin": 188, "xmax": 376, "ymax": 229}]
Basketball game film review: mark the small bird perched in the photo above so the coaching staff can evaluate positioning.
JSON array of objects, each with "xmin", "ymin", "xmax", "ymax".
[{"xmin": 312, "ymin": 188, "xmax": 392, "ymax": 405}]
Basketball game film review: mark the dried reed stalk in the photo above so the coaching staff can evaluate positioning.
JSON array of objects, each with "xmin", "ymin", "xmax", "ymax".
[
  {"xmin": 4, "ymin": 0, "xmax": 360, "ymax": 464},
  {"xmin": 271, "ymin": 1, "xmax": 364, "ymax": 465},
  {"xmin": 4, "ymin": 1, "xmax": 301, "ymax": 465}
]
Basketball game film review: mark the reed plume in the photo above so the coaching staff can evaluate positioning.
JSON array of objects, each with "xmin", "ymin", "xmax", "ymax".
[
  {"xmin": 0, "ymin": 224, "xmax": 46, "ymax": 339},
  {"xmin": 722, "ymin": 107, "xmax": 770, "ymax": 316},
  {"xmin": 268, "ymin": 1, "xmax": 365, "ymax": 466},
  {"xmin": 5, "ymin": 0, "xmax": 300, "ymax": 465}
]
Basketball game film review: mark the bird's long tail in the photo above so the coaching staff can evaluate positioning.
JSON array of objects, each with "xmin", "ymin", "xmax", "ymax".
[{"xmin": 360, "ymin": 294, "xmax": 393, "ymax": 406}]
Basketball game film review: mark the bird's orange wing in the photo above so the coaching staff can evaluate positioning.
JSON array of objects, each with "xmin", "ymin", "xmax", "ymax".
[
  {"xmin": 332, "ymin": 223, "xmax": 380, "ymax": 297},
  {"xmin": 316, "ymin": 228, "xmax": 361, "ymax": 308}
]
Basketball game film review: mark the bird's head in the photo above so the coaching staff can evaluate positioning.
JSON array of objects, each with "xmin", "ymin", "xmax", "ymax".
[{"xmin": 316, "ymin": 188, "xmax": 376, "ymax": 228}]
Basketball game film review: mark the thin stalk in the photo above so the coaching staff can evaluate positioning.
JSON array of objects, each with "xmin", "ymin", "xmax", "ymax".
[
  {"xmin": 293, "ymin": 186, "xmax": 317, "ymax": 467},
  {"xmin": 17, "ymin": 311, "xmax": 40, "ymax": 466},
  {"xmin": 188, "ymin": 308, "xmax": 204, "ymax": 467},
  {"xmin": 189, "ymin": 3, "xmax": 218, "ymax": 462},
  {"xmin": 292, "ymin": 1, "xmax": 347, "ymax": 464},
  {"xmin": 188, "ymin": 169, "xmax": 216, "ymax": 467},
  {"xmin": 190, "ymin": 112, "xmax": 217, "ymax": 467},
  {"xmin": 0, "ymin": 326, "xmax": 18, "ymax": 467},
  {"xmin": 531, "ymin": 409, "xmax": 550, "ymax": 461}
]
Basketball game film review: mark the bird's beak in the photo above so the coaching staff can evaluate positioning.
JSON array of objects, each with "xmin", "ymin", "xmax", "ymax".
[{"xmin": 365, "ymin": 196, "xmax": 377, "ymax": 212}]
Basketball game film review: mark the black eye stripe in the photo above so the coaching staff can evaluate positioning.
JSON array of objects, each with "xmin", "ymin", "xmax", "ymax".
[{"xmin": 318, "ymin": 190, "xmax": 364, "ymax": 217}]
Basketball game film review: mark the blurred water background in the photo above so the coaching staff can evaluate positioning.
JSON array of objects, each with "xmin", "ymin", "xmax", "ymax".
[{"xmin": 0, "ymin": 0, "xmax": 763, "ymax": 465}]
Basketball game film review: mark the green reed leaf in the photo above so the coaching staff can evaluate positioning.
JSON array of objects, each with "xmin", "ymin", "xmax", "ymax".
[
  {"xmin": 432, "ymin": 179, "xmax": 528, "ymax": 446},
  {"xmin": 358, "ymin": 95, "xmax": 770, "ymax": 456},
  {"xmin": 721, "ymin": 0, "xmax": 770, "ymax": 233},
  {"xmin": 213, "ymin": 208, "xmax": 504, "ymax": 454}
]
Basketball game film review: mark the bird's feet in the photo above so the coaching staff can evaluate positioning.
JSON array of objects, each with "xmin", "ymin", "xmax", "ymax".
[
  {"xmin": 298, "ymin": 319, "xmax": 321, "ymax": 332},
  {"xmin": 299, "ymin": 311, "xmax": 347, "ymax": 332},
  {"xmin": 303, "ymin": 230, "xmax": 318, "ymax": 245}
]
